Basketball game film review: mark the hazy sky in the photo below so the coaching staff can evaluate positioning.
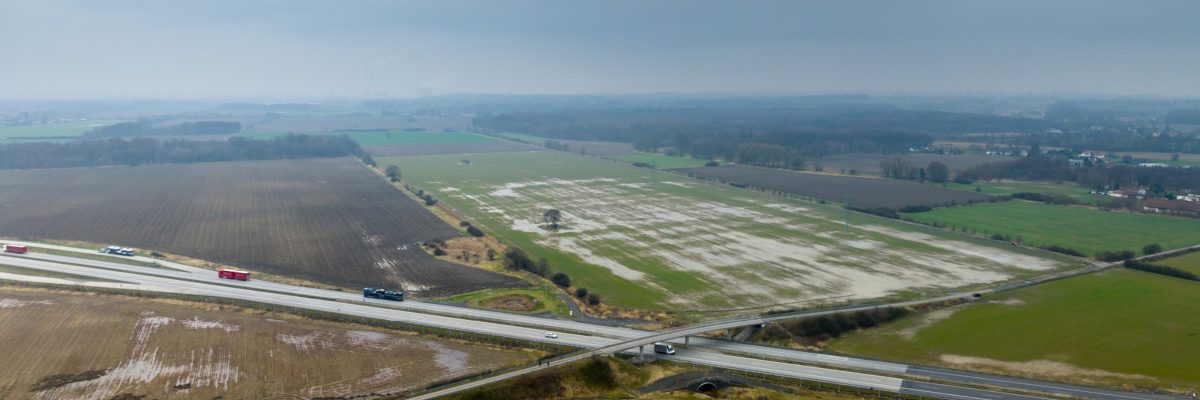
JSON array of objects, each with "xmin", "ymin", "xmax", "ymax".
[{"xmin": 1, "ymin": 0, "xmax": 1197, "ymax": 99}]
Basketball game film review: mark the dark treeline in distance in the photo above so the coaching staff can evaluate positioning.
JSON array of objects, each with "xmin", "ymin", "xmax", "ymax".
[
  {"xmin": 87, "ymin": 120, "xmax": 243, "ymax": 137},
  {"xmin": 0, "ymin": 134, "xmax": 364, "ymax": 169},
  {"xmin": 476, "ymin": 107, "xmax": 1042, "ymax": 169},
  {"xmin": 959, "ymin": 155, "xmax": 1200, "ymax": 193}
]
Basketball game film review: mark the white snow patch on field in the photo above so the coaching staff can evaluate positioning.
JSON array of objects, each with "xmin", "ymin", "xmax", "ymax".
[
  {"xmin": 0, "ymin": 298, "xmax": 54, "ymax": 309},
  {"xmin": 423, "ymin": 341, "xmax": 471, "ymax": 372},
  {"xmin": 443, "ymin": 176, "xmax": 1062, "ymax": 307},
  {"xmin": 182, "ymin": 317, "xmax": 240, "ymax": 332},
  {"xmin": 36, "ymin": 315, "xmax": 240, "ymax": 400},
  {"xmin": 858, "ymin": 225, "xmax": 1059, "ymax": 271},
  {"xmin": 359, "ymin": 366, "xmax": 405, "ymax": 386},
  {"xmin": 277, "ymin": 332, "xmax": 335, "ymax": 352}
]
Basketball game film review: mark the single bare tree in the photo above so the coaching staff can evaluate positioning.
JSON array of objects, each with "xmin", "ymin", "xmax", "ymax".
[{"xmin": 543, "ymin": 209, "xmax": 562, "ymax": 229}]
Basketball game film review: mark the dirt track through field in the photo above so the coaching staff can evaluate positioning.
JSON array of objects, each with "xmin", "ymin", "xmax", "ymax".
[{"xmin": 0, "ymin": 158, "xmax": 523, "ymax": 295}]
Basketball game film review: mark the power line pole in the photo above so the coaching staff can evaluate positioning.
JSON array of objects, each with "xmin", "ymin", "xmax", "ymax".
[{"xmin": 844, "ymin": 196, "xmax": 850, "ymax": 233}]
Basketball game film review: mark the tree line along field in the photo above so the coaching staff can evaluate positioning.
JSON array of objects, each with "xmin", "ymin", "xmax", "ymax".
[
  {"xmin": 0, "ymin": 287, "xmax": 530, "ymax": 399},
  {"xmin": 492, "ymin": 132, "xmax": 636, "ymax": 156},
  {"xmin": 0, "ymin": 158, "xmax": 523, "ymax": 295},
  {"xmin": 241, "ymin": 130, "xmax": 540, "ymax": 156},
  {"xmin": 828, "ymin": 269, "xmax": 1200, "ymax": 392},
  {"xmin": 1154, "ymin": 250, "xmax": 1200, "ymax": 275},
  {"xmin": 900, "ymin": 200, "xmax": 1200, "ymax": 257},
  {"xmin": 816, "ymin": 153, "xmax": 1013, "ymax": 176},
  {"xmin": 676, "ymin": 165, "xmax": 992, "ymax": 209},
  {"xmin": 933, "ymin": 180, "xmax": 1107, "ymax": 204},
  {"xmin": 381, "ymin": 151, "xmax": 1073, "ymax": 311},
  {"xmin": 240, "ymin": 130, "xmax": 495, "ymax": 146},
  {"xmin": 608, "ymin": 152, "xmax": 712, "ymax": 169}
]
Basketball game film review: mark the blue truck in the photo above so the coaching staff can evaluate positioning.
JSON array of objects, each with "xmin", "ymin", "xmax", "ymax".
[{"xmin": 363, "ymin": 288, "xmax": 404, "ymax": 301}]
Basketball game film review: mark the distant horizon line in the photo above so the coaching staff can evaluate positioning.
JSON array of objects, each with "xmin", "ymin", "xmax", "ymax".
[{"xmin": 2, "ymin": 89, "xmax": 1199, "ymax": 104}]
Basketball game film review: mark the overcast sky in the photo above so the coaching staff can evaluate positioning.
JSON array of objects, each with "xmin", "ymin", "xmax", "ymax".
[{"xmin": 1, "ymin": 0, "xmax": 1197, "ymax": 99}]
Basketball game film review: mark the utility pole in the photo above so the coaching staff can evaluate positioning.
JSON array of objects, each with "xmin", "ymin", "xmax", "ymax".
[{"xmin": 844, "ymin": 196, "xmax": 850, "ymax": 233}]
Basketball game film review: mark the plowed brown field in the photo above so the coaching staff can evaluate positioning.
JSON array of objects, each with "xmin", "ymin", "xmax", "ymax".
[{"xmin": 0, "ymin": 158, "xmax": 523, "ymax": 295}]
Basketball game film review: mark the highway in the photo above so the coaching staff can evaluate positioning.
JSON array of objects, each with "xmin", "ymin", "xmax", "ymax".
[{"xmin": 0, "ymin": 241, "xmax": 1188, "ymax": 400}]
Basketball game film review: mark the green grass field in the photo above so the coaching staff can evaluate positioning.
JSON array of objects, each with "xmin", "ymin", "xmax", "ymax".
[
  {"xmin": 902, "ymin": 200, "xmax": 1200, "ymax": 257},
  {"xmin": 1154, "ymin": 251, "xmax": 1200, "ymax": 275},
  {"xmin": 934, "ymin": 181, "xmax": 1106, "ymax": 204},
  {"xmin": 381, "ymin": 151, "xmax": 1071, "ymax": 310},
  {"xmin": 609, "ymin": 152, "xmax": 712, "ymax": 169},
  {"xmin": 829, "ymin": 269, "xmax": 1200, "ymax": 390},
  {"xmin": 0, "ymin": 120, "xmax": 122, "ymax": 142},
  {"xmin": 240, "ymin": 130, "xmax": 496, "ymax": 146}
]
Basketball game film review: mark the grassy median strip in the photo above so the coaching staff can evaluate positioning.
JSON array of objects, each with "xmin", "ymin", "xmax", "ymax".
[
  {"xmin": 30, "ymin": 246, "xmax": 168, "ymax": 269},
  {"xmin": 0, "ymin": 264, "xmax": 127, "ymax": 283}
]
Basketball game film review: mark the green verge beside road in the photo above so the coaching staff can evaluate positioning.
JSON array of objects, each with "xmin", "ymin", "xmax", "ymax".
[
  {"xmin": 443, "ymin": 287, "xmax": 572, "ymax": 317},
  {"xmin": 828, "ymin": 269, "xmax": 1200, "ymax": 391},
  {"xmin": 902, "ymin": 200, "xmax": 1200, "ymax": 256}
]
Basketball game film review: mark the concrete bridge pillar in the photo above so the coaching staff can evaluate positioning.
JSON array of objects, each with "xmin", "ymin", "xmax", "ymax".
[{"xmin": 683, "ymin": 335, "xmax": 689, "ymax": 348}]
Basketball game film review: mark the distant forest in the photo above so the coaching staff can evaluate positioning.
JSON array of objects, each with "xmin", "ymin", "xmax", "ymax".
[
  {"xmin": 0, "ymin": 134, "xmax": 364, "ymax": 169},
  {"xmin": 476, "ymin": 107, "xmax": 1043, "ymax": 169},
  {"xmin": 87, "ymin": 120, "xmax": 242, "ymax": 137}
]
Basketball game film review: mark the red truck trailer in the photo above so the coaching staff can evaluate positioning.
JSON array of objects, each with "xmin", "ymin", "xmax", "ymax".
[
  {"xmin": 217, "ymin": 269, "xmax": 250, "ymax": 281},
  {"xmin": 3, "ymin": 244, "xmax": 28, "ymax": 254}
]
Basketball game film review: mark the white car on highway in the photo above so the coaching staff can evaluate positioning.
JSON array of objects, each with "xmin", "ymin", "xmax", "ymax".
[{"xmin": 544, "ymin": 332, "xmax": 558, "ymax": 339}]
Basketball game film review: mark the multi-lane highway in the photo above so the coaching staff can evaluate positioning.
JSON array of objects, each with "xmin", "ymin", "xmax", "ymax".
[{"xmin": 0, "ymin": 241, "xmax": 1186, "ymax": 400}]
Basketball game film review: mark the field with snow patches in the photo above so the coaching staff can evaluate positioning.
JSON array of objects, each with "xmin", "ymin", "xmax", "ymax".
[
  {"xmin": 381, "ymin": 152, "xmax": 1075, "ymax": 310},
  {"xmin": 0, "ymin": 288, "xmax": 530, "ymax": 399}
]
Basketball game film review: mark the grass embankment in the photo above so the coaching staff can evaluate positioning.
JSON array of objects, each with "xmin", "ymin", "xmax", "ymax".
[
  {"xmin": 830, "ymin": 269, "xmax": 1200, "ymax": 391},
  {"xmin": 444, "ymin": 287, "xmax": 571, "ymax": 317},
  {"xmin": 902, "ymin": 200, "xmax": 1200, "ymax": 257},
  {"xmin": 609, "ymin": 152, "xmax": 712, "ymax": 169},
  {"xmin": 241, "ymin": 130, "xmax": 496, "ymax": 146}
]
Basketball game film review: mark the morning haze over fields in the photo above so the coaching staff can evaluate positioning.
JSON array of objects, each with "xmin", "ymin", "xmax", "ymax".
[{"xmin": 1, "ymin": 1, "xmax": 1198, "ymax": 399}]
